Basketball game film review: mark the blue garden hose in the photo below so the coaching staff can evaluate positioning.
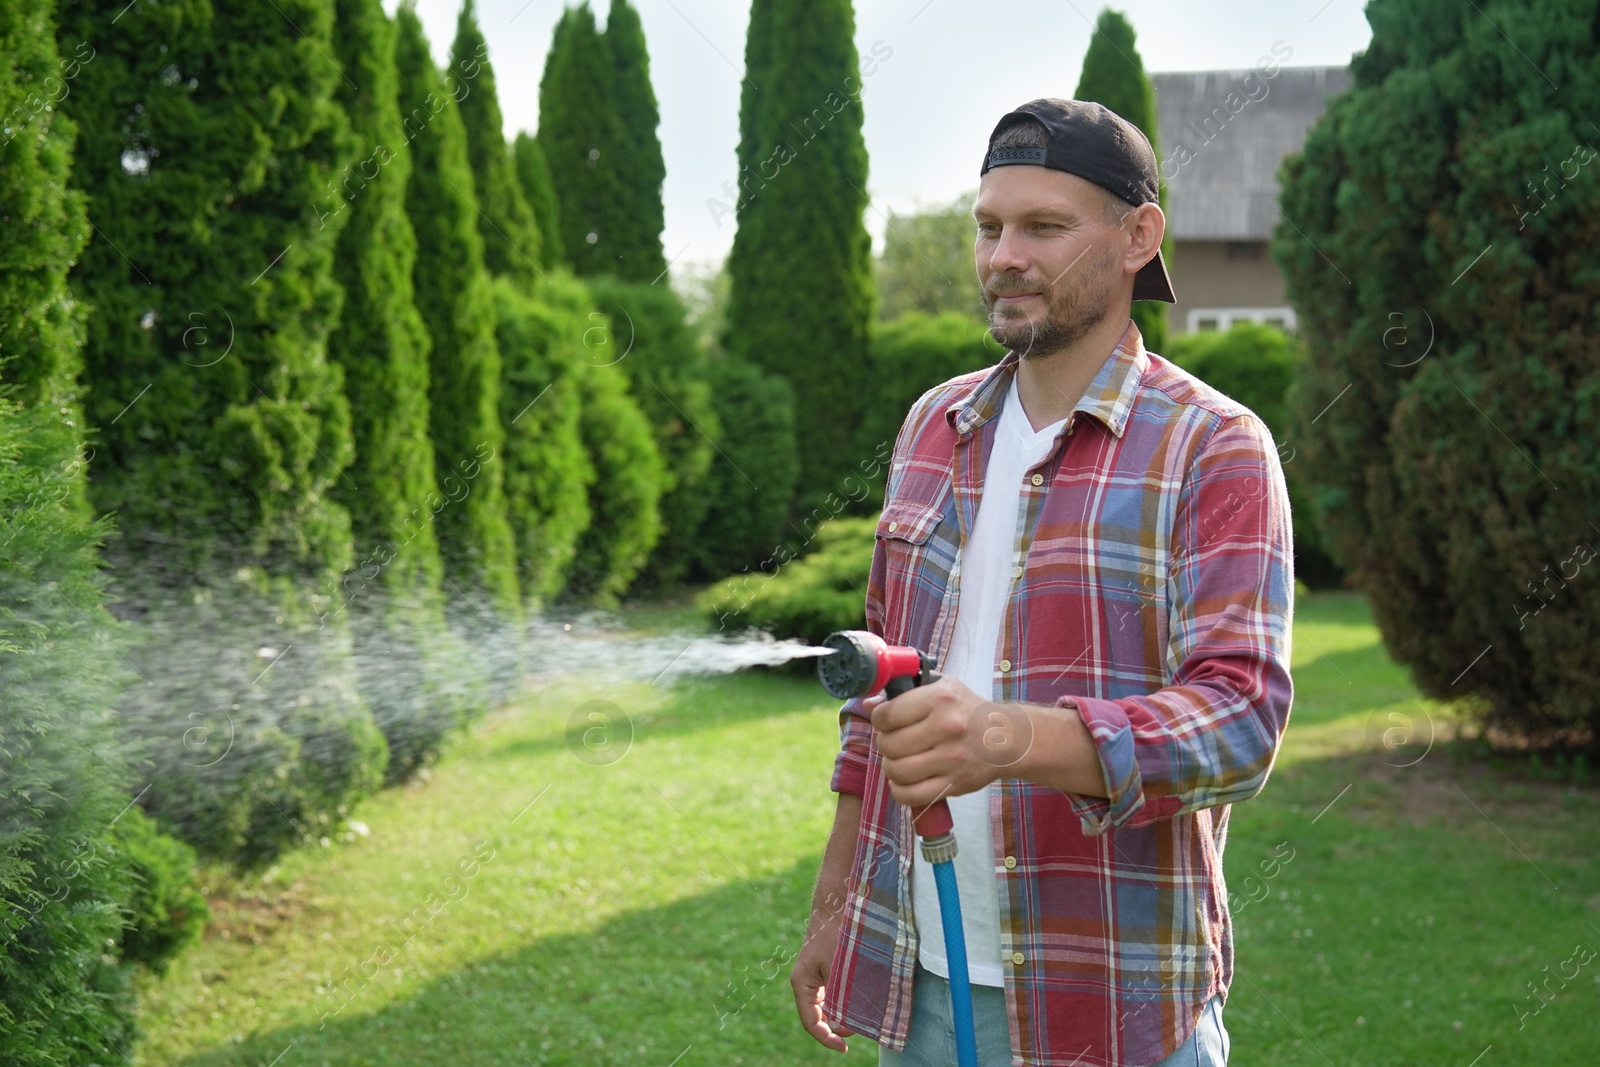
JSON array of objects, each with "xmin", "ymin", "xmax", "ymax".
[{"xmin": 927, "ymin": 837, "xmax": 980, "ymax": 1067}]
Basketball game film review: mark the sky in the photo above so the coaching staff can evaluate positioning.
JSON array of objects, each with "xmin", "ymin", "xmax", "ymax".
[{"xmin": 392, "ymin": 0, "xmax": 1373, "ymax": 278}]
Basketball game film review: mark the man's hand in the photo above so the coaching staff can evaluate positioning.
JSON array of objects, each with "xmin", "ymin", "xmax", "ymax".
[
  {"xmin": 790, "ymin": 910, "xmax": 851, "ymax": 1053},
  {"xmin": 790, "ymin": 791, "xmax": 862, "ymax": 1053},
  {"xmin": 872, "ymin": 676, "xmax": 1032, "ymax": 808}
]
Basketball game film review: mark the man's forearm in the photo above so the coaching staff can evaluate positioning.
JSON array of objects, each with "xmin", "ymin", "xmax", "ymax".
[
  {"xmin": 805, "ymin": 791, "xmax": 864, "ymax": 939},
  {"xmin": 1008, "ymin": 699, "xmax": 1109, "ymax": 798}
]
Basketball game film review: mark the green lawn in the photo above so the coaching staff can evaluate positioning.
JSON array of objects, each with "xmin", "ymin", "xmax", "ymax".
[{"xmin": 134, "ymin": 591, "xmax": 1600, "ymax": 1066}]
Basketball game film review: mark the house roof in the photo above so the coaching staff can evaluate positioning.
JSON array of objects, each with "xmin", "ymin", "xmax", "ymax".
[{"xmin": 1153, "ymin": 66, "xmax": 1352, "ymax": 241}]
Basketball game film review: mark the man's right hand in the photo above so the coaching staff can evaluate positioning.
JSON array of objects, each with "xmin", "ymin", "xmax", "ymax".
[
  {"xmin": 790, "ymin": 790, "xmax": 864, "ymax": 1053},
  {"xmin": 790, "ymin": 912, "xmax": 850, "ymax": 1052}
]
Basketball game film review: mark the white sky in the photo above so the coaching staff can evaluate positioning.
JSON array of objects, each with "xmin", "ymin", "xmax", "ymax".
[{"xmin": 392, "ymin": 0, "xmax": 1372, "ymax": 278}]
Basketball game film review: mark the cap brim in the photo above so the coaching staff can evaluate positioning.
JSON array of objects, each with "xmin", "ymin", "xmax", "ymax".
[{"xmin": 1132, "ymin": 247, "xmax": 1176, "ymax": 303}]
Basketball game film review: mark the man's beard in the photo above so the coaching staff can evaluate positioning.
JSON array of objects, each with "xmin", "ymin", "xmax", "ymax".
[{"xmin": 980, "ymin": 243, "xmax": 1119, "ymax": 360}]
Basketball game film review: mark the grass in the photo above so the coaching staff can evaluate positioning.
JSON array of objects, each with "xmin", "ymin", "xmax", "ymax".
[{"xmin": 133, "ymin": 591, "xmax": 1600, "ymax": 1066}]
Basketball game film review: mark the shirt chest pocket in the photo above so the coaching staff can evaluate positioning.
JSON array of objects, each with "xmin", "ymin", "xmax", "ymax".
[{"xmin": 876, "ymin": 496, "xmax": 960, "ymax": 646}]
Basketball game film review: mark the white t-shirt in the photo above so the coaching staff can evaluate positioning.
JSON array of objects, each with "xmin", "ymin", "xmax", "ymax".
[{"xmin": 913, "ymin": 374, "xmax": 1067, "ymax": 987}]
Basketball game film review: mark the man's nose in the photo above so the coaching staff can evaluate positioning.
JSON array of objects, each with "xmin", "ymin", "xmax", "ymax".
[{"xmin": 982, "ymin": 226, "xmax": 1030, "ymax": 276}]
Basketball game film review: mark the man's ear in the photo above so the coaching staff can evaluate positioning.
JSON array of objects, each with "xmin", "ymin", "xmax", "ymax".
[{"xmin": 1126, "ymin": 202, "xmax": 1166, "ymax": 272}]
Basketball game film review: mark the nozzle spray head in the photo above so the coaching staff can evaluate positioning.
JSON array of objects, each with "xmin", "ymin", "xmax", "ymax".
[{"xmin": 816, "ymin": 629, "xmax": 934, "ymax": 700}]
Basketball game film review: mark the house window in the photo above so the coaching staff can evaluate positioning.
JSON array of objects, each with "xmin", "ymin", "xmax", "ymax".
[{"xmin": 1185, "ymin": 307, "xmax": 1298, "ymax": 333}]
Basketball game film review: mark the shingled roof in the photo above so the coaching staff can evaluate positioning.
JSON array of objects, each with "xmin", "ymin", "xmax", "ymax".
[{"xmin": 1153, "ymin": 66, "xmax": 1352, "ymax": 241}]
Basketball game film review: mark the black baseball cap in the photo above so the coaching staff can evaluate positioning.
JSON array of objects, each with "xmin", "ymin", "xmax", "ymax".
[{"xmin": 981, "ymin": 98, "xmax": 1175, "ymax": 303}]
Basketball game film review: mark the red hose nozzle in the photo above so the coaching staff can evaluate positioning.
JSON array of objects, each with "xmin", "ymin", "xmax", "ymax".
[{"xmin": 818, "ymin": 630, "xmax": 950, "ymax": 837}]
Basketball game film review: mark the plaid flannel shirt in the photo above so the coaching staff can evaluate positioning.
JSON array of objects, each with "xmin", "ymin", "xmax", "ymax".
[{"xmin": 822, "ymin": 321, "xmax": 1295, "ymax": 1067}]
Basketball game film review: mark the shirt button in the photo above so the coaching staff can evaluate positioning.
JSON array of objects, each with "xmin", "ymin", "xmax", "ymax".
[
  {"xmin": 887, "ymin": 521, "xmax": 898, "ymax": 532},
  {"xmin": 1011, "ymin": 564, "xmax": 1023, "ymax": 579},
  {"xmin": 1011, "ymin": 952, "xmax": 1026, "ymax": 965},
  {"xmin": 999, "ymin": 659, "xmax": 1011, "ymax": 672},
  {"xmin": 1004, "ymin": 856, "xmax": 1017, "ymax": 869},
  {"xmin": 1030, "ymin": 473, "xmax": 1044, "ymax": 486}
]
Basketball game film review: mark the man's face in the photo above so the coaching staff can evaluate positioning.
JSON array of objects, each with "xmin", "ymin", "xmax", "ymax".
[{"xmin": 973, "ymin": 166, "xmax": 1128, "ymax": 359}]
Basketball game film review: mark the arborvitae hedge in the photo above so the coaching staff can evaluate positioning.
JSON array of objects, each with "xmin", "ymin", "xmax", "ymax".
[
  {"xmin": 453, "ymin": 0, "xmax": 544, "ymax": 287},
  {"xmin": 566, "ymin": 336, "xmax": 667, "ymax": 604},
  {"xmin": 2, "ymin": 13, "xmax": 202, "ymax": 1049},
  {"xmin": 513, "ymin": 132, "xmax": 565, "ymax": 270},
  {"xmin": 1275, "ymin": 0, "xmax": 1600, "ymax": 744},
  {"xmin": 0, "ymin": 397, "xmax": 137, "ymax": 1064},
  {"xmin": 693, "ymin": 357, "xmax": 799, "ymax": 579},
  {"xmin": 395, "ymin": 2, "xmax": 521, "ymax": 619},
  {"xmin": 600, "ymin": 0, "xmax": 668, "ymax": 282},
  {"xmin": 584, "ymin": 278, "xmax": 717, "ymax": 588},
  {"xmin": 537, "ymin": 3, "xmax": 621, "ymax": 276},
  {"xmin": 329, "ymin": 0, "xmax": 479, "ymax": 782},
  {"xmin": 723, "ymin": 0, "xmax": 875, "ymax": 511},
  {"xmin": 853, "ymin": 312, "xmax": 998, "ymax": 510},
  {"xmin": 1073, "ymin": 8, "xmax": 1169, "ymax": 354},
  {"xmin": 59, "ymin": 0, "xmax": 388, "ymax": 864},
  {"xmin": 491, "ymin": 272, "xmax": 593, "ymax": 606}
]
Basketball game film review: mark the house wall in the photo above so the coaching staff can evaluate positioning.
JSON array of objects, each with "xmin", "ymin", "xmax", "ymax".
[{"xmin": 1165, "ymin": 239, "xmax": 1297, "ymax": 334}]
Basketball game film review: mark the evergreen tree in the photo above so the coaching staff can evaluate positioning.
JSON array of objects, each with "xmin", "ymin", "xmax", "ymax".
[
  {"xmin": 567, "ymin": 351, "xmax": 667, "ymax": 603},
  {"xmin": 1074, "ymin": 7, "xmax": 1169, "ymax": 353},
  {"xmin": 328, "ymin": 0, "xmax": 480, "ymax": 782},
  {"xmin": 586, "ymin": 278, "xmax": 717, "ymax": 587},
  {"xmin": 693, "ymin": 357, "xmax": 799, "ymax": 578},
  {"xmin": 0, "ymin": 8, "xmax": 137, "ymax": 1056},
  {"xmin": 492, "ymin": 273, "xmax": 594, "ymax": 606},
  {"xmin": 537, "ymin": 3, "xmax": 622, "ymax": 276},
  {"xmin": 723, "ymin": 0, "xmax": 875, "ymax": 510},
  {"xmin": 452, "ymin": 0, "xmax": 544, "ymax": 287},
  {"xmin": 1275, "ymin": 0, "xmax": 1600, "ymax": 745},
  {"xmin": 513, "ymin": 132, "xmax": 565, "ymax": 270},
  {"xmin": 58, "ymin": 0, "xmax": 388, "ymax": 863},
  {"xmin": 600, "ymin": 0, "xmax": 667, "ymax": 282},
  {"xmin": 394, "ymin": 1, "xmax": 521, "ymax": 619}
]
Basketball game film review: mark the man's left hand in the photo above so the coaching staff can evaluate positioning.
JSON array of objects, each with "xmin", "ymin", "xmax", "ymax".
[{"xmin": 872, "ymin": 677, "xmax": 1028, "ymax": 808}]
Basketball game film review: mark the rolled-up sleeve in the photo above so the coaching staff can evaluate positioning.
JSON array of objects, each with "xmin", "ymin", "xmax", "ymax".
[{"xmin": 1058, "ymin": 412, "xmax": 1296, "ymax": 834}]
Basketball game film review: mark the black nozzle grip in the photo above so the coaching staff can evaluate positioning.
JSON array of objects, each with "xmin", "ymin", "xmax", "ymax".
[{"xmin": 883, "ymin": 659, "xmax": 941, "ymax": 700}]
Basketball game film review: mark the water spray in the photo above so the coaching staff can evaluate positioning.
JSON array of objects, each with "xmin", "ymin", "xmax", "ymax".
[{"xmin": 816, "ymin": 629, "xmax": 979, "ymax": 1067}]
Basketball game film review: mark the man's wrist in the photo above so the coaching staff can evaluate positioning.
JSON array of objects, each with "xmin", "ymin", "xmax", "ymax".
[{"xmin": 1004, "ymin": 698, "xmax": 1109, "ymax": 798}]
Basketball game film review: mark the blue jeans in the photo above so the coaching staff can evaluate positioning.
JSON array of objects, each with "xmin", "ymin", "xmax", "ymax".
[{"xmin": 877, "ymin": 961, "xmax": 1229, "ymax": 1066}]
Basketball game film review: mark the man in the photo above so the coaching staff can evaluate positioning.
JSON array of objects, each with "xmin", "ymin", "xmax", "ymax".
[{"xmin": 788, "ymin": 99, "xmax": 1295, "ymax": 1067}]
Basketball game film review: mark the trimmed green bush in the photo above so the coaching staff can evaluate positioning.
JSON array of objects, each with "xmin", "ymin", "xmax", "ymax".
[
  {"xmin": 1164, "ymin": 323, "xmax": 1341, "ymax": 586},
  {"xmin": 692, "ymin": 358, "xmax": 799, "ymax": 580},
  {"xmin": 0, "ymin": 398, "xmax": 137, "ymax": 1065},
  {"xmin": 327, "ymin": 0, "xmax": 477, "ymax": 784},
  {"xmin": 724, "ymin": 0, "xmax": 875, "ymax": 512},
  {"xmin": 58, "ymin": 0, "xmax": 388, "ymax": 865},
  {"xmin": 395, "ymin": 1, "xmax": 521, "ymax": 619},
  {"xmin": 453, "ymin": 0, "xmax": 544, "ymax": 287},
  {"xmin": 513, "ymin": 132, "xmax": 565, "ymax": 270},
  {"xmin": 698, "ymin": 516, "xmax": 873, "ymax": 642},
  {"xmin": 492, "ymin": 272, "xmax": 594, "ymax": 607},
  {"xmin": 1073, "ymin": 8, "xmax": 1170, "ymax": 353},
  {"xmin": 537, "ymin": 3, "xmax": 622, "ymax": 276},
  {"xmin": 585, "ymin": 278, "xmax": 717, "ymax": 588},
  {"xmin": 109, "ymin": 807, "xmax": 207, "ymax": 975},
  {"xmin": 599, "ymin": 0, "xmax": 668, "ymax": 282},
  {"xmin": 566, "ymin": 346, "xmax": 667, "ymax": 604},
  {"xmin": 854, "ymin": 312, "xmax": 998, "ymax": 511},
  {"xmin": 1275, "ymin": 0, "xmax": 1600, "ymax": 744}
]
